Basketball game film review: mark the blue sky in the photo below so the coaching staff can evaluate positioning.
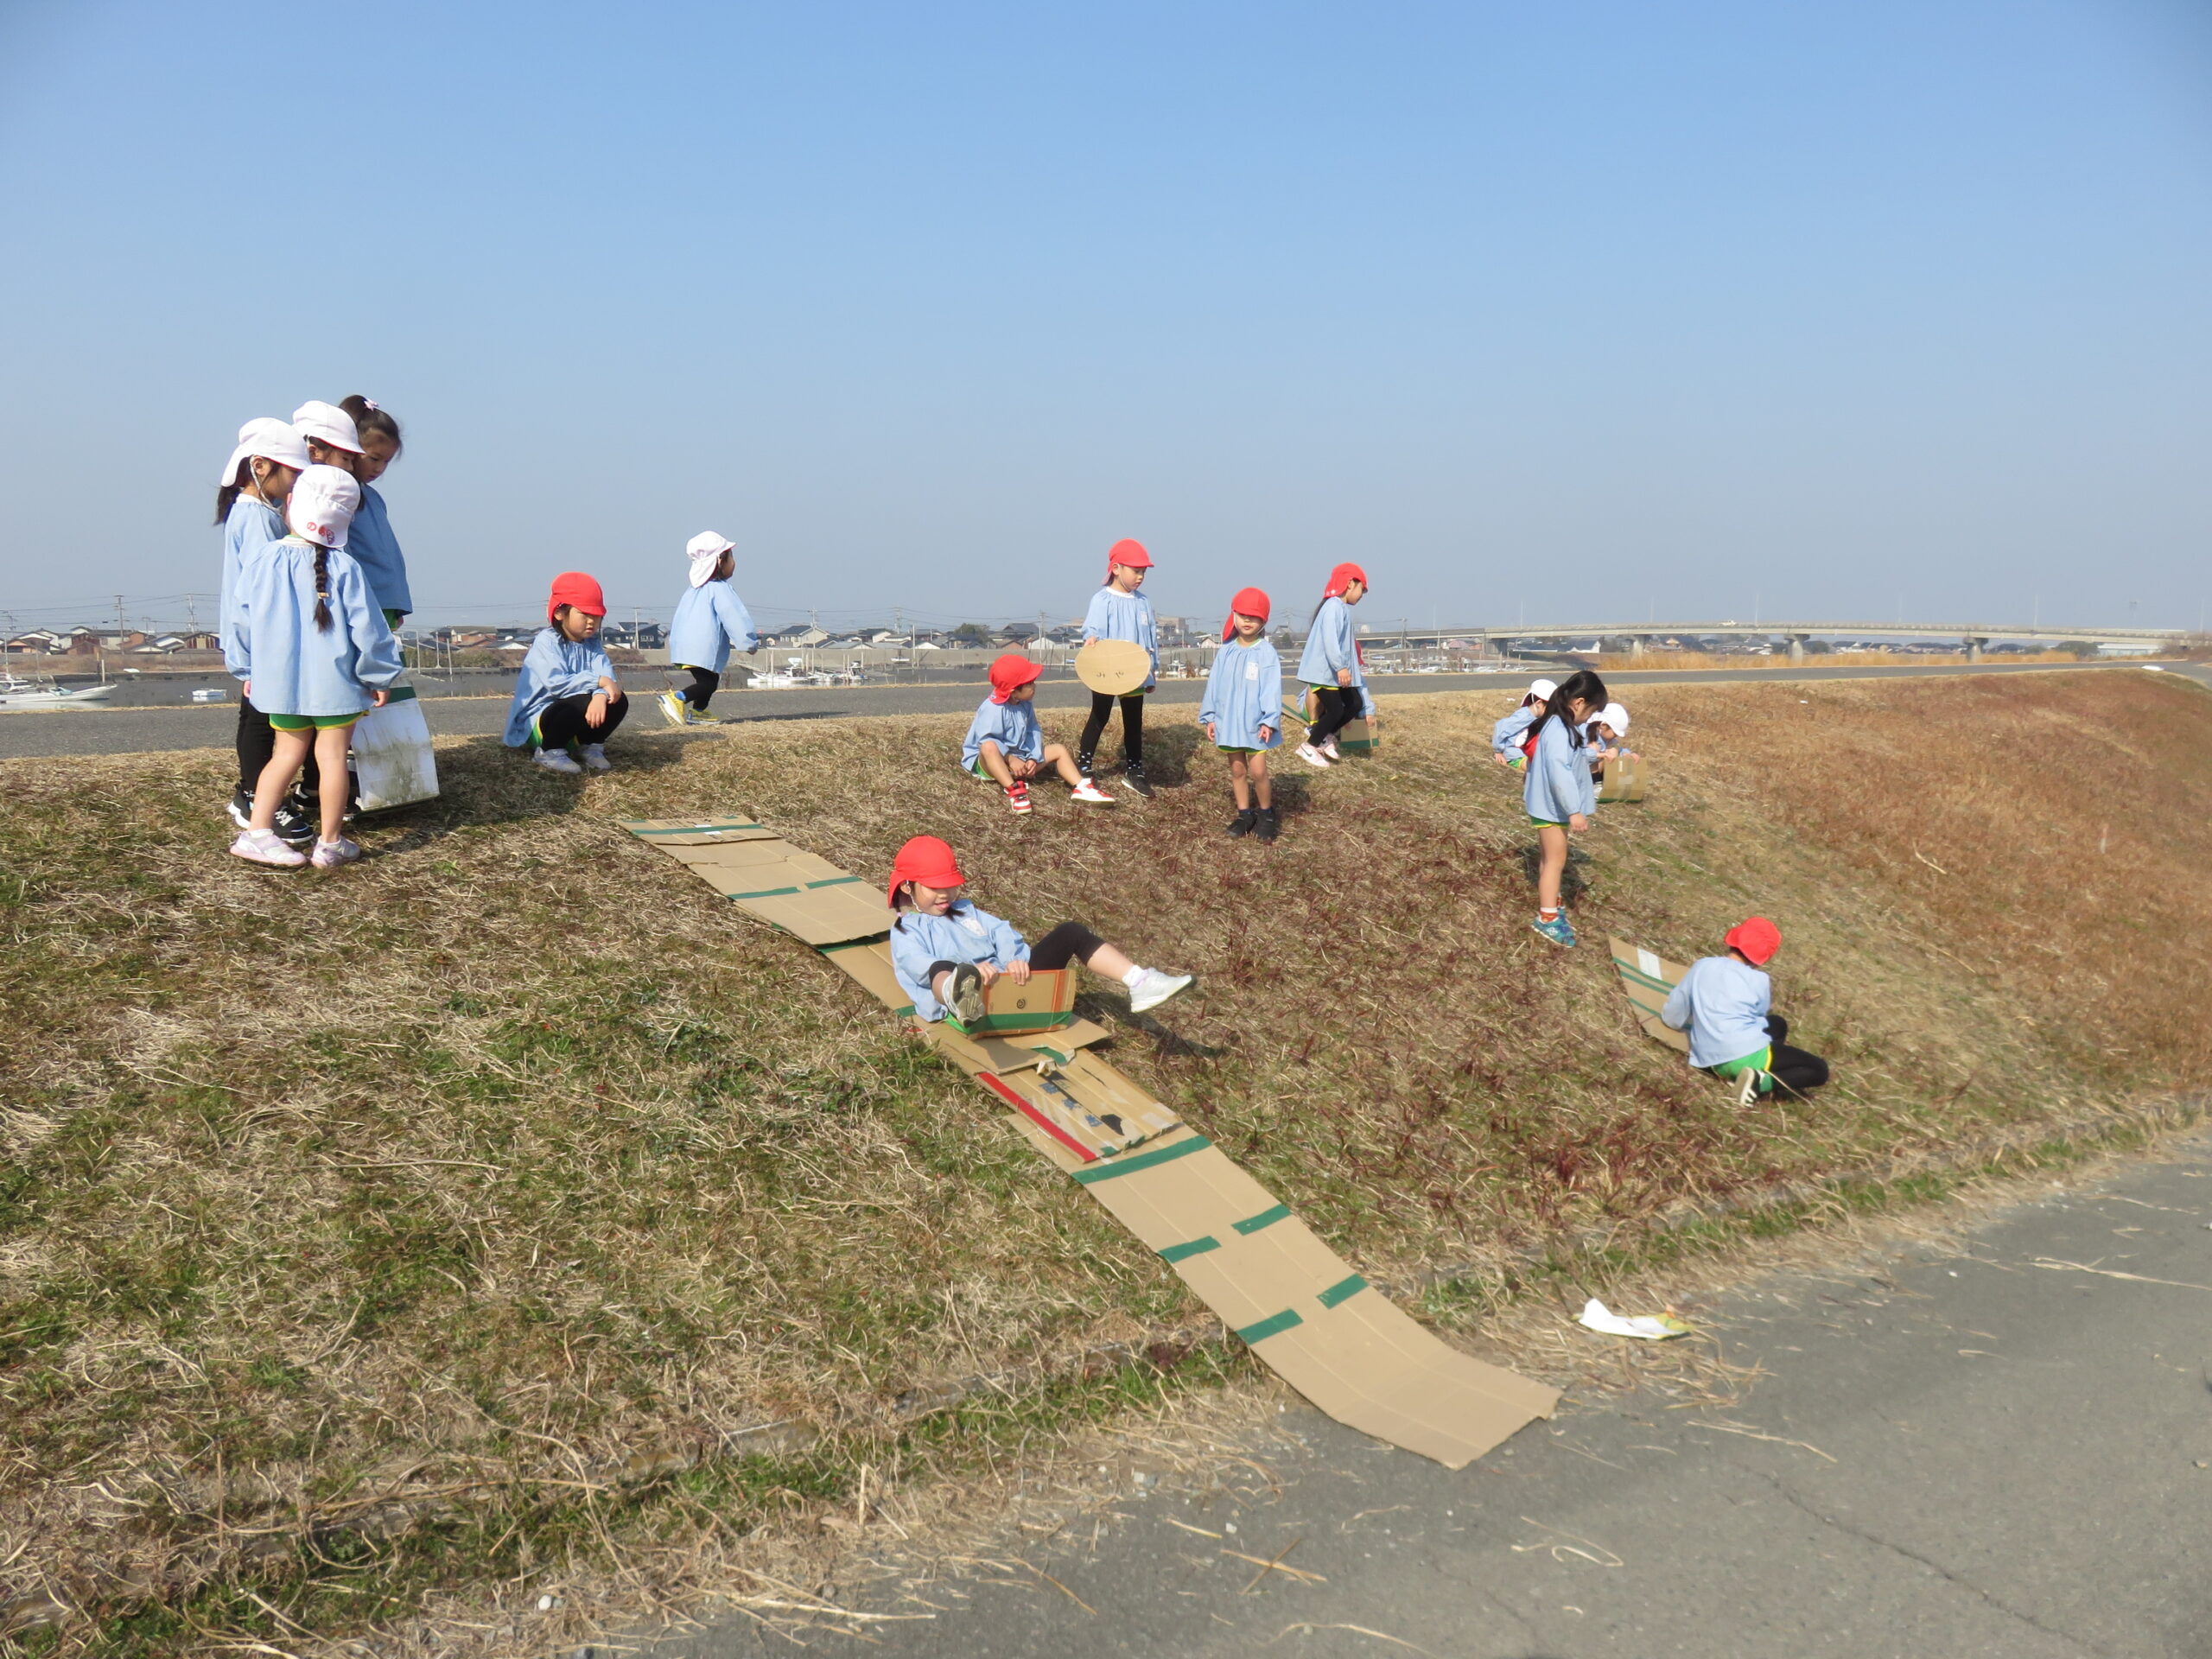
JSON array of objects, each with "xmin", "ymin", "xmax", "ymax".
[{"xmin": 2, "ymin": 1, "xmax": 2208, "ymax": 633}]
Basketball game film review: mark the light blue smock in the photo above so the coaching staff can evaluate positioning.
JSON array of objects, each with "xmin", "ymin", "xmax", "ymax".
[
  {"xmin": 344, "ymin": 483, "xmax": 413, "ymax": 619},
  {"xmin": 1661, "ymin": 955, "xmax": 1774, "ymax": 1070},
  {"xmin": 1522, "ymin": 715, "xmax": 1597, "ymax": 823},
  {"xmin": 229, "ymin": 537, "xmax": 403, "ymax": 717},
  {"xmin": 219, "ymin": 496, "xmax": 285, "ymax": 677},
  {"xmin": 1295, "ymin": 596, "xmax": 1364, "ymax": 689},
  {"xmin": 1491, "ymin": 705, "xmax": 1537, "ymax": 757},
  {"xmin": 669, "ymin": 580, "xmax": 758, "ymax": 673},
  {"xmin": 503, "ymin": 627, "xmax": 617, "ymax": 747},
  {"xmin": 1082, "ymin": 587, "xmax": 1157, "ymax": 691},
  {"xmin": 962, "ymin": 696, "xmax": 1046, "ymax": 770},
  {"xmin": 1198, "ymin": 638, "xmax": 1284, "ymax": 749},
  {"xmin": 889, "ymin": 902, "xmax": 1033, "ymax": 1021}
]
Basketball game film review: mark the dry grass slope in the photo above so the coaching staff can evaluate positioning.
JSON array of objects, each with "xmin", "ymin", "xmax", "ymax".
[{"xmin": 2, "ymin": 670, "xmax": 2207, "ymax": 1652}]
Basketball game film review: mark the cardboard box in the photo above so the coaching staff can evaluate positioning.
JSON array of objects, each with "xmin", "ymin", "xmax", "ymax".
[
  {"xmin": 1598, "ymin": 754, "xmax": 1647, "ymax": 803},
  {"xmin": 1335, "ymin": 715, "xmax": 1380, "ymax": 755},
  {"xmin": 1075, "ymin": 639, "xmax": 1152, "ymax": 696},
  {"xmin": 944, "ymin": 968, "xmax": 1076, "ymax": 1035},
  {"xmin": 1608, "ymin": 934, "xmax": 1690, "ymax": 1053}
]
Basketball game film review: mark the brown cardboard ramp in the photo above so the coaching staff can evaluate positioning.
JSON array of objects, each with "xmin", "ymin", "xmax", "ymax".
[
  {"xmin": 1609, "ymin": 935, "xmax": 1690, "ymax": 1053},
  {"xmin": 917, "ymin": 1019, "xmax": 1115, "ymax": 1077},
  {"xmin": 620, "ymin": 817, "xmax": 779, "ymax": 845},
  {"xmin": 734, "ymin": 880, "xmax": 892, "ymax": 946}
]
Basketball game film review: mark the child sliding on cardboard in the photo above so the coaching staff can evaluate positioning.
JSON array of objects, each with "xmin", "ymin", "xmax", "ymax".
[
  {"xmin": 887, "ymin": 836, "xmax": 1192, "ymax": 1022},
  {"xmin": 1524, "ymin": 669, "xmax": 1606, "ymax": 947},
  {"xmin": 965, "ymin": 654, "xmax": 1116, "ymax": 812},
  {"xmin": 1661, "ymin": 917, "xmax": 1830, "ymax": 1104},
  {"xmin": 1199, "ymin": 586, "xmax": 1282, "ymax": 841}
]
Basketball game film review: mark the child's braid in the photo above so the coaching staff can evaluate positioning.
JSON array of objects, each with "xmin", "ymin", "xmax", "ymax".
[{"xmin": 313, "ymin": 545, "xmax": 334, "ymax": 632}]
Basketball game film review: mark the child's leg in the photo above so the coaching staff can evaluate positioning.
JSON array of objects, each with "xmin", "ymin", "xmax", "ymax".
[
  {"xmin": 1248, "ymin": 750, "xmax": 1272, "ymax": 808},
  {"xmin": 1536, "ymin": 824, "xmax": 1569, "ymax": 914},
  {"xmin": 1118, "ymin": 695, "xmax": 1145, "ymax": 766},
  {"xmin": 249, "ymin": 729, "xmax": 315, "ymax": 830},
  {"xmin": 1765, "ymin": 1041, "xmax": 1828, "ymax": 1096},
  {"xmin": 684, "ymin": 666, "xmax": 719, "ymax": 710},
  {"xmin": 1078, "ymin": 693, "xmax": 1114, "ymax": 763},
  {"xmin": 312, "ymin": 723, "xmax": 355, "ymax": 842},
  {"xmin": 1308, "ymin": 687, "xmax": 1352, "ymax": 746},
  {"xmin": 976, "ymin": 739, "xmax": 1014, "ymax": 786},
  {"xmin": 1029, "ymin": 920, "xmax": 1136, "ymax": 980},
  {"xmin": 1042, "ymin": 742, "xmax": 1084, "ymax": 785},
  {"xmin": 236, "ymin": 698, "xmax": 276, "ymax": 797},
  {"xmin": 1228, "ymin": 753, "xmax": 1252, "ymax": 810}
]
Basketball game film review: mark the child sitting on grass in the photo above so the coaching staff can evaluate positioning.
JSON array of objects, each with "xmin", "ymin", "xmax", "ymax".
[
  {"xmin": 886, "ymin": 835, "xmax": 1192, "ymax": 1021},
  {"xmin": 1198, "ymin": 587, "xmax": 1282, "ymax": 841},
  {"xmin": 504, "ymin": 573, "xmax": 626, "ymax": 774},
  {"xmin": 1661, "ymin": 917, "xmax": 1830, "ymax": 1103},
  {"xmin": 1584, "ymin": 701, "xmax": 1634, "ymax": 773},
  {"xmin": 964, "ymin": 654, "xmax": 1116, "ymax": 812},
  {"xmin": 1491, "ymin": 678, "xmax": 1555, "ymax": 770},
  {"xmin": 1524, "ymin": 669, "xmax": 1605, "ymax": 947}
]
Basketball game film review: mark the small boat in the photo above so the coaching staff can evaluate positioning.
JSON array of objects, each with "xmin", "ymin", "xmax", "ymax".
[{"xmin": 0, "ymin": 672, "xmax": 120, "ymax": 709}]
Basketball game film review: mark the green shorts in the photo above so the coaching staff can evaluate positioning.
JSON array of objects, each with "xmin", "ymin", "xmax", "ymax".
[
  {"xmin": 1529, "ymin": 816, "xmax": 1562, "ymax": 830},
  {"xmin": 267, "ymin": 711, "xmax": 362, "ymax": 731},
  {"xmin": 383, "ymin": 609, "xmax": 405, "ymax": 629},
  {"xmin": 1709, "ymin": 1047, "xmax": 1775, "ymax": 1090},
  {"xmin": 1217, "ymin": 745, "xmax": 1262, "ymax": 755},
  {"xmin": 969, "ymin": 751, "xmax": 1044, "ymax": 780}
]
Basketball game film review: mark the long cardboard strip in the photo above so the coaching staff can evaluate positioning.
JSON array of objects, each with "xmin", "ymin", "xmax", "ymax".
[{"xmin": 1608, "ymin": 934, "xmax": 1691, "ymax": 1053}]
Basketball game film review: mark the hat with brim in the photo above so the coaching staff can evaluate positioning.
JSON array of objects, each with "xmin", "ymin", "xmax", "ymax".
[
  {"xmin": 686, "ymin": 531, "xmax": 736, "ymax": 588},
  {"xmin": 1724, "ymin": 916, "xmax": 1782, "ymax": 966},
  {"xmin": 889, "ymin": 834, "xmax": 965, "ymax": 908},
  {"xmin": 291, "ymin": 400, "xmax": 364, "ymax": 456},
  {"xmin": 221, "ymin": 417, "xmax": 311, "ymax": 486},
  {"xmin": 287, "ymin": 464, "xmax": 360, "ymax": 549}
]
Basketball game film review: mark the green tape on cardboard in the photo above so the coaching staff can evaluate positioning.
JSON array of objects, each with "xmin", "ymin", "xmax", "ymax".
[
  {"xmin": 1159, "ymin": 1236, "xmax": 1221, "ymax": 1263},
  {"xmin": 1316, "ymin": 1273, "xmax": 1367, "ymax": 1308},
  {"xmin": 1232, "ymin": 1204, "xmax": 1292, "ymax": 1236},
  {"xmin": 1611, "ymin": 959, "xmax": 1675, "ymax": 994},
  {"xmin": 806, "ymin": 875, "xmax": 862, "ymax": 889},
  {"xmin": 1235, "ymin": 1307, "xmax": 1304, "ymax": 1345},
  {"xmin": 728, "ymin": 885, "xmax": 803, "ymax": 899},
  {"xmin": 1071, "ymin": 1134, "xmax": 1211, "ymax": 1183}
]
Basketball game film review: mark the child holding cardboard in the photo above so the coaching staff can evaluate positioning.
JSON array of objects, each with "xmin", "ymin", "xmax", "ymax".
[
  {"xmin": 1661, "ymin": 917, "xmax": 1830, "ymax": 1103},
  {"xmin": 1078, "ymin": 539, "xmax": 1160, "ymax": 794},
  {"xmin": 964, "ymin": 654, "xmax": 1116, "ymax": 812},
  {"xmin": 1491, "ymin": 678, "xmax": 1555, "ymax": 770},
  {"xmin": 1523, "ymin": 669, "xmax": 1606, "ymax": 947},
  {"xmin": 887, "ymin": 835, "xmax": 1192, "ymax": 1021},
  {"xmin": 1584, "ymin": 702, "xmax": 1634, "ymax": 774},
  {"xmin": 1198, "ymin": 587, "xmax": 1282, "ymax": 841}
]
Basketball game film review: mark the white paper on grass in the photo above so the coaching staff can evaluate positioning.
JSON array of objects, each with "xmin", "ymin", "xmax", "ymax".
[
  {"xmin": 352, "ymin": 696, "xmax": 439, "ymax": 810},
  {"xmin": 1577, "ymin": 1298, "xmax": 1691, "ymax": 1340}
]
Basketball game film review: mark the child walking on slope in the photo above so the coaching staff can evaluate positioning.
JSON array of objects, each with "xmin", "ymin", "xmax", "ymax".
[
  {"xmin": 504, "ymin": 574, "xmax": 627, "ymax": 773},
  {"xmin": 228, "ymin": 466, "xmax": 402, "ymax": 869},
  {"xmin": 1294, "ymin": 563, "xmax": 1373, "ymax": 768},
  {"xmin": 218, "ymin": 416, "xmax": 313, "ymax": 836},
  {"xmin": 1078, "ymin": 539, "xmax": 1159, "ymax": 796},
  {"xmin": 1661, "ymin": 917, "xmax": 1830, "ymax": 1104},
  {"xmin": 964, "ymin": 654, "xmax": 1116, "ymax": 812},
  {"xmin": 1491, "ymin": 678, "xmax": 1556, "ymax": 770},
  {"xmin": 1523, "ymin": 669, "xmax": 1607, "ymax": 947},
  {"xmin": 1199, "ymin": 587, "xmax": 1282, "ymax": 841},
  {"xmin": 886, "ymin": 836, "xmax": 1192, "ymax": 1022},
  {"xmin": 660, "ymin": 531, "xmax": 758, "ymax": 726}
]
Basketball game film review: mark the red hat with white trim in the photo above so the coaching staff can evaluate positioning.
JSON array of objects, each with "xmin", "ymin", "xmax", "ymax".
[{"xmin": 888, "ymin": 835, "xmax": 965, "ymax": 908}]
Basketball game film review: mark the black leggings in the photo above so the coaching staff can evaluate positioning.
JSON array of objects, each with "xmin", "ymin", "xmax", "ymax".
[
  {"xmin": 928, "ymin": 921, "xmax": 1104, "ymax": 989},
  {"xmin": 236, "ymin": 697, "xmax": 324, "ymax": 798},
  {"xmin": 1079, "ymin": 693, "xmax": 1144, "ymax": 766},
  {"xmin": 535, "ymin": 692, "xmax": 630, "ymax": 751},
  {"xmin": 1760, "ymin": 1014, "xmax": 1830, "ymax": 1096},
  {"xmin": 1308, "ymin": 684, "xmax": 1367, "ymax": 747},
  {"xmin": 676, "ymin": 665, "xmax": 720, "ymax": 711}
]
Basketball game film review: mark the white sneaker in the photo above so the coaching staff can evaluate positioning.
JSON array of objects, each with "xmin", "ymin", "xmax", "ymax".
[
  {"xmin": 230, "ymin": 828, "xmax": 306, "ymax": 868},
  {"xmin": 1319, "ymin": 736, "xmax": 1342, "ymax": 760},
  {"xmin": 1735, "ymin": 1068, "xmax": 1764, "ymax": 1108},
  {"xmin": 311, "ymin": 837, "xmax": 363, "ymax": 868},
  {"xmin": 1296, "ymin": 741, "xmax": 1332, "ymax": 769},
  {"xmin": 534, "ymin": 748, "xmax": 584, "ymax": 775},
  {"xmin": 1069, "ymin": 779, "xmax": 1116, "ymax": 804},
  {"xmin": 657, "ymin": 690, "xmax": 687, "ymax": 728},
  {"xmin": 1128, "ymin": 968, "xmax": 1193, "ymax": 1014},
  {"xmin": 580, "ymin": 744, "xmax": 612, "ymax": 772}
]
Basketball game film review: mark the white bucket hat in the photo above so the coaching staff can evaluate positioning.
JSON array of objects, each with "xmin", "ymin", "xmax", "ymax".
[
  {"xmin": 1597, "ymin": 701, "xmax": 1630, "ymax": 735},
  {"xmin": 1523, "ymin": 677, "xmax": 1558, "ymax": 705},
  {"xmin": 686, "ymin": 531, "xmax": 736, "ymax": 588},
  {"xmin": 220, "ymin": 417, "xmax": 311, "ymax": 486},
  {"xmin": 291, "ymin": 400, "xmax": 364, "ymax": 455},
  {"xmin": 288, "ymin": 464, "xmax": 361, "ymax": 549}
]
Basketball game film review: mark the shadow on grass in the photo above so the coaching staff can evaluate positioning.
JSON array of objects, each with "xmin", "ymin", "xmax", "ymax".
[
  {"xmin": 359, "ymin": 729, "xmax": 695, "ymax": 855},
  {"xmin": 1517, "ymin": 841, "xmax": 1594, "ymax": 904}
]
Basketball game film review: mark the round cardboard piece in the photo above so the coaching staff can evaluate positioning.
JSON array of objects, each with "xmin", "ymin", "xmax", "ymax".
[{"xmin": 1076, "ymin": 639, "xmax": 1152, "ymax": 696}]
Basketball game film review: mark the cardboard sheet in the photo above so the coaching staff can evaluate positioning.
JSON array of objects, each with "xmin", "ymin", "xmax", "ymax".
[
  {"xmin": 1275, "ymin": 697, "xmax": 1377, "ymax": 754},
  {"xmin": 1076, "ymin": 638, "xmax": 1153, "ymax": 696},
  {"xmin": 1598, "ymin": 754, "xmax": 1647, "ymax": 803},
  {"xmin": 1608, "ymin": 934, "xmax": 1691, "ymax": 1053},
  {"xmin": 620, "ymin": 815, "xmax": 1560, "ymax": 1466},
  {"xmin": 944, "ymin": 968, "xmax": 1077, "ymax": 1034}
]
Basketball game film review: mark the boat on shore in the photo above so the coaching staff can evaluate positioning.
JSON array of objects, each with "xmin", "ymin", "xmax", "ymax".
[{"xmin": 0, "ymin": 672, "xmax": 120, "ymax": 710}]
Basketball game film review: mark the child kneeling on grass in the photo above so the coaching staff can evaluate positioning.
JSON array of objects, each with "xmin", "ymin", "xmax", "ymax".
[
  {"xmin": 886, "ymin": 835, "xmax": 1192, "ymax": 1021},
  {"xmin": 1660, "ymin": 916, "xmax": 1830, "ymax": 1104},
  {"xmin": 229, "ymin": 465, "xmax": 401, "ymax": 869},
  {"xmin": 504, "ymin": 573, "xmax": 626, "ymax": 774},
  {"xmin": 1199, "ymin": 586, "xmax": 1282, "ymax": 841},
  {"xmin": 1524, "ymin": 669, "xmax": 1606, "ymax": 947},
  {"xmin": 964, "ymin": 654, "xmax": 1116, "ymax": 813},
  {"xmin": 1584, "ymin": 702, "xmax": 1635, "ymax": 773},
  {"xmin": 1491, "ymin": 678, "xmax": 1554, "ymax": 770}
]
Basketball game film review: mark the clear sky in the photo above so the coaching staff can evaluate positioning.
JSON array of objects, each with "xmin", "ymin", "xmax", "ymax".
[{"xmin": 3, "ymin": 1, "xmax": 2208, "ymax": 635}]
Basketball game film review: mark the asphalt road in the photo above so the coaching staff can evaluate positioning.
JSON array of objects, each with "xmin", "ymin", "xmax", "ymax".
[
  {"xmin": 2, "ymin": 659, "xmax": 2203, "ymax": 761},
  {"xmin": 656, "ymin": 1130, "xmax": 2212, "ymax": 1659}
]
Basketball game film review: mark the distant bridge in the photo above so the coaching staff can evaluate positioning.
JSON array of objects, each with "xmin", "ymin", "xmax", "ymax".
[{"xmin": 1352, "ymin": 620, "xmax": 2189, "ymax": 662}]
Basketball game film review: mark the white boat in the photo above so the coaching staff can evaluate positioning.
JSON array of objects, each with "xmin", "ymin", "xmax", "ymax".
[{"xmin": 0, "ymin": 672, "xmax": 119, "ymax": 709}]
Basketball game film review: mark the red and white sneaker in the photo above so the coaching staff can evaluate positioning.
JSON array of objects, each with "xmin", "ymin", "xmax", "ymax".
[
  {"xmin": 1005, "ymin": 781, "xmax": 1033, "ymax": 815},
  {"xmin": 1069, "ymin": 779, "xmax": 1116, "ymax": 804}
]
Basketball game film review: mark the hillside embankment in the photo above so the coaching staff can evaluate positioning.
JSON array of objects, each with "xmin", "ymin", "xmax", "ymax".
[{"xmin": 3, "ymin": 671, "xmax": 2207, "ymax": 1653}]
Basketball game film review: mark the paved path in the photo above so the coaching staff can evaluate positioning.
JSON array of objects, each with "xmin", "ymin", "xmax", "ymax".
[
  {"xmin": 660, "ymin": 1130, "xmax": 2212, "ymax": 1659},
  {"xmin": 3, "ymin": 659, "xmax": 2202, "ymax": 761}
]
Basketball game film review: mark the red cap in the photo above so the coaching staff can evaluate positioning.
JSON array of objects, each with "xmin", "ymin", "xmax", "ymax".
[
  {"xmin": 988, "ymin": 652, "xmax": 1044, "ymax": 703},
  {"xmin": 888, "ymin": 834, "xmax": 965, "ymax": 909},
  {"xmin": 1324, "ymin": 562, "xmax": 1367, "ymax": 599},
  {"xmin": 547, "ymin": 571, "xmax": 607, "ymax": 623},
  {"xmin": 1222, "ymin": 586, "xmax": 1271, "ymax": 642},
  {"xmin": 1106, "ymin": 537, "xmax": 1154, "ymax": 581},
  {"xmin": 1724, "ymin": 916, "xmax": 1782, "ymax": 966}
]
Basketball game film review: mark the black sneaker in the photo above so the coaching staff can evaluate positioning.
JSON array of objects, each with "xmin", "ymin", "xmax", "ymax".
[
  {"xmin": 1122, "ymin": 765, "xmax": 1154, "ymax": 798},
  {"xmin": 227, "ymin": 786, "xmax": 254, "ymax": 830},
  {"xmin": 271, "ymin": 796, "xmax": 318, "ymax": 848},
  {"xmin": 1255, "ymin": 807, "xmax": 1280, "ymax": 843},
  {"xmin": 1226, "ymin": 809, "xmax": 1256, "ymax": 838}
]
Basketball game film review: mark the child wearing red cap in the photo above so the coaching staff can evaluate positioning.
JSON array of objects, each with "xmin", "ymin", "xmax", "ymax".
[
  {"xmin": 1660, "ymin": 917, "xmax": 1830, "ymax": 1103},
  {"xmin": 503, "ymin": 573, "xmax": 627, "ymax": 774},
  {"xmin": 963, "ymin": 653, "xmax": 1116, "ymax": 813},
  {"xmin": 1294, "ymin": 563, "xmax": 1374, "ymax": 768},
  {"xmin": 886, "ymin": 836, "xmax": 1193, "ymax": 1021},
  {"xmin": 1198, "ymin": 588, "xmax": 1282, "ymax": 841},
  {"xmin": 1077, "ymin": 538, "xmax": 1160, "ymax": 796}
]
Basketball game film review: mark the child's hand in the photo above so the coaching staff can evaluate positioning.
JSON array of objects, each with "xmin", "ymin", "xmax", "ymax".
[
  {"xmin": 976, "ymin": 962, "xmax": 1001, "ymax": 989},
  {"xmin": 1258, "ymin": 725, "xmax": 1273, "ymax": 744},
  {"xmin": 1203, "ymin": 721, "xmax": 1217, "ymax": 742},
  {"xmin": 371, "ymin": 688, "xmax": 390, "ymax": 709},
  {"xmin": 1004, "ymin": 960, "xmax": 1032, "ymax": 985},
  {"xmin": 1569, "ymin": 812, "xmax": 1589, "ymax": 832},
  {"xmin": 1336, "ymin": 669, "xmax": 1353, "ymax": 688},
  {"xmin": 586, "ymin": 693, "xmax": 608, "ymax": 728}
]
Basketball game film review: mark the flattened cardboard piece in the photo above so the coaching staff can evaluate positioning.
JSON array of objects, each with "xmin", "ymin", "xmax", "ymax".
[
  {"xmin": 1279, "ymin": 698, "xmax": 1311, "ymax": 728},
  {"xmin": 1054, "ymin": 1051, "xmax": 1182, "ymax": 1141},
  {"xmin": 943, "ymin": 969, "xmax": 1077, "ymax": 1035},
  {"xmin": 979, "ymin": 1069, "xmax": 1118, "ymax": 1161},
  {"xmin": 1608, "ymin": 935, "xmax": 1691, "ymax": 1054},
  {"xmin": 1597, "ymin": 754, "xmax": 1647, "ymax": 803},
  {"xmin": 1076, "ymin": 639, "xmax": 1152, "ymax": 696},
  {"xmin": 818, "ymin": 939, "xmax": 912, "ymax": 1014},
  {"xmin": 620, "ymin": 817, "xmax": 779, "ymax": 845},
  {"xmin": 736, "ymin": 882, "xmax": 893, "ymax": 946},
  {"xmin": 915, "ymin": 1018, "xmax": 1112, "ymax": 1078}
]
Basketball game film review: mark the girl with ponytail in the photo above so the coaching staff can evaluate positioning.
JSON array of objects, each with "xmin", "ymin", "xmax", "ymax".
[
  {"xmin": 228, "ymin": 465, "xmax": 404, "ymax": 870},
  {"xmin": 1293, "ymin": 563, "xmax": 1373, "ymax": 768},
  {"xmin": 1522, "ymin": 668, "xmax": 1607, "ymax": 947},
  {"xmin": 217, "ymin": 418, "xmax": 313, "ymax": 835}
]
